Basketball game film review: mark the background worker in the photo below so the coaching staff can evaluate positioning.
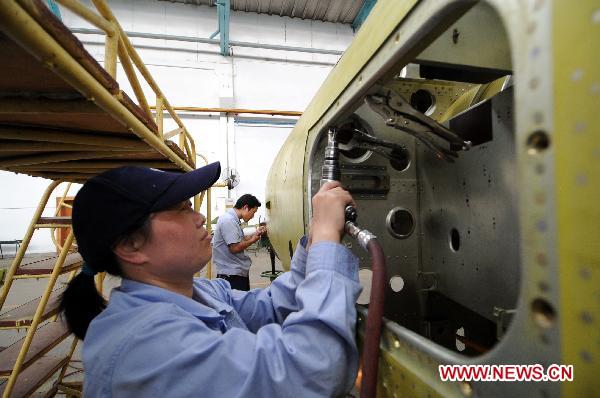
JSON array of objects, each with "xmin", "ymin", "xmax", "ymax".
[
  {"xmin": 212, "ymin": 194, "xmax": 266, "ymax": 291},
  {"xmin": 60, "ymin": 162, "xmax": 361, "ymax": 397}
]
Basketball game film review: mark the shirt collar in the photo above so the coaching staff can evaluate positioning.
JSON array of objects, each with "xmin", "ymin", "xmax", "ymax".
[
  {"xmin": 118, "ymin": 279, "xmax": 232, "ymax": 320},
  {"xmin": 192, "ymin": 280, "xmax": 233, "ymax": 315},
  {"xmin": 227, "ymin": 208, "xmax": 241, "ymax": 225}
]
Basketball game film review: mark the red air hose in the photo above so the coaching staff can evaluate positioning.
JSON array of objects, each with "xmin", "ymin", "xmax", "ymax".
[{"xmin": 360, "ymin": 239, "xmax": 387, "ymax": 398}]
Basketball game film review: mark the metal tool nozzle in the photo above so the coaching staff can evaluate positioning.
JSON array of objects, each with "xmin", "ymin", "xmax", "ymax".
[
  {"xmin": 321, "ymin": 128, "xmax": 341, "ymax": 185},
  {"xmin": 320, "ymin": 127, "xmax": 376, "ymax": 250}
]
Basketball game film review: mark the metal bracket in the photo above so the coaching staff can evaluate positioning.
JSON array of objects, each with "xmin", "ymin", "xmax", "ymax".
[
  {"xmin": 493, "ymin": 306, "xmax": 516, "ymax": 339},
  {"xmin": 417, "ymin": 271, "xmax": 439, "ymax": 292}
]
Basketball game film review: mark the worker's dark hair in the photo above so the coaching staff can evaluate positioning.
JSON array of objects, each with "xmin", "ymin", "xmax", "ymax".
[
  {"xmin": 60, "ymin": 217, "xmax": 152, "ymax": 340},
  {"xmin": 234, "ymin": 194, "xmax": 261, "ymax": 209}
]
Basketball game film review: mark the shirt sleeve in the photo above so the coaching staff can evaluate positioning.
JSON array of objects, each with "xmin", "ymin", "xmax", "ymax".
[
  {"xmin": 227, "ymin": 236, "xmax": 309, "ymax": 330},
  {"xmin": 219, "ymin": 216, "xmax": 242, "ymax": 245},
  {"xmin": 109, "ymin": 240, "xmax": 362, "ymax": 398}
]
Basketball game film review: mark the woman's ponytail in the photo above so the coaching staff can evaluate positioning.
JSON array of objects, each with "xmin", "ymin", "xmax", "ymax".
[
  {"xmin": 60, "ymin": 272, "xmax": 106, "ymax": 340},
  {"xmin": 61, "ymin": 217, "xmax": 149, "ymax": 339}
]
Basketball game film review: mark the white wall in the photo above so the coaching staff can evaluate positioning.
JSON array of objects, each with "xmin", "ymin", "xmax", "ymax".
[
  {"xmin": 0, "ymin": 174, "xmax": 80, "ymax": 255},
  {"xmin": 231, "ymin": 121, "xmax": 295, "ymax": 222},
  {"xmin": 0, "ymin": 0, "xmax": 354, "ymax": 253}
]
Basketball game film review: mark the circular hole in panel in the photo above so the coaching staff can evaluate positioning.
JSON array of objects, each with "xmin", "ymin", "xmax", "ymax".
[
  {"xmin": 593, "ymin": 8, "xmax": 600, "ymax": 24},
  {"xmin": 386, "ymin": 207, "xmax": 415, "ymax": 239},
  {"xmin": 357, "ymin": 268, "xmax": 372, "ymax": 305},
  {"xmin": 389, "ymin": 276, "xmax": 405, "ymax": 292},
  {"xmin": 531, "ymin": 298, "xmax": 556, "ymax": 328},
  {"xmin": 410, "ymin": 89, "xmax": 436, "ymax": 115},
  {"xmin": 460, "ymin": 382, "xmax": 473, "ymax": 397},
  {"xmin": 527, "ymin": 131, "xmax": 551, "ymax": 154},
  {"xmin": 389, "ymin": 147, "xmax": 411, "ymax": 171},
  {"xmin": 539, "ymin": 389, "xmax": 551, "ymax": 398},
  {"xmin": 341, "ymin": 148, "xmax": 372, "ymax": 163},
  {"xmin": 456, "ymin": 327, "xmax": 466, "ymax": 351},
  {"xmin": 450, "ymin": 228, "xmax": 461, "ymax": 252},
  {"xmin": 337, "ymin": 117, "xmax": 372, "ymax": 163}
]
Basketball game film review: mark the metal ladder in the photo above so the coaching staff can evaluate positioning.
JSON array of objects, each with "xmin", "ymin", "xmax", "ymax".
[{"xmin": 0, "ymin": 180, "xmax": 83, "ymax": 397}]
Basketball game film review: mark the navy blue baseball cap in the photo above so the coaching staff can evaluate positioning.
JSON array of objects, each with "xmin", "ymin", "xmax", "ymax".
[{"xmin": 72, "ymin": 162, "xmax": 221, "ymax": 272}]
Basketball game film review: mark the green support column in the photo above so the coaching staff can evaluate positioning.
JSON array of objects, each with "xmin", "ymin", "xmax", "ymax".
[
  {"xmin": 210, "ymin": 0, "xmax": 231, "ymax": 56},
  {"xmin": 46, "ymin": 0, "xmax": 62, "ymax": 20},
  {"xmin": 351, "ymin": 0, "xmax": 376, "ymax": 32}
]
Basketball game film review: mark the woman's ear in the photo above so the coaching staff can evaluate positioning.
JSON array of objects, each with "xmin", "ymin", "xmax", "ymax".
[{"xmin": 113, "ymin": 234, "xmax": 148, "ymax": 265}]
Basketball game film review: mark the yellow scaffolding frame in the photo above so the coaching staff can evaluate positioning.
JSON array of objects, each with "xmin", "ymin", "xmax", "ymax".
[
  {"xmin": 0, "ymin": 0, "xmax": 196, "ymax": 176},
  {"xmin": 0, "ymin": 0, "xmax": 218, "ymax": 395},
  {"xmin": 0, "ymin": 180, "xmax": 79, "ymax": 397}
]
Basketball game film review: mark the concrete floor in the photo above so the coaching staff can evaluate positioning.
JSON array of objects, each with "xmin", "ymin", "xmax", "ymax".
[{"xmin": 0, "ymin": 248, "xmax": 285, "ymax": 395}]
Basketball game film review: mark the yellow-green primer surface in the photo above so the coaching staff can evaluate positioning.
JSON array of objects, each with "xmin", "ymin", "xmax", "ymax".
[{"xmin": 554, "ymin": 1, "xmax": 600, "ymax": 396}]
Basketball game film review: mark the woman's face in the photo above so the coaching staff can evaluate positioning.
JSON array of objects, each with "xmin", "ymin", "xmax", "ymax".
[{"xmin": 143, "ymin": 200, "xmax": 212, "ymax": 277}]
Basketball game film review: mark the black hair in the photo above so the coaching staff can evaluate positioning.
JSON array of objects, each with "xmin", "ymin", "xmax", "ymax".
[
  {"xmin": 234, "ymin": 194, "xmax": 261, "ymax": 209},
  {"xmin": 60, "ymin": 217, "xmax": 152, "ymax": 340}
]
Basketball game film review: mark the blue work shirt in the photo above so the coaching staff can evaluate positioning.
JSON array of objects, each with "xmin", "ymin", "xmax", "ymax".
[
  {"xmin": 212, "ymin": 209, "xmax": 252, "ymax": 276},
  {"xmin": 82, "ymin": 239, "xmax": 362, "ymax": 397}
]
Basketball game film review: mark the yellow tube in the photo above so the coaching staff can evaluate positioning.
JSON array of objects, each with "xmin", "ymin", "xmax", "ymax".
[
  {"xmin": 0, "ymin": 1, "xmax": 192, "ymax": 171},
  {"xmin": 54, "ymin": 0, "xmax": 115, "ymax": 35},
  {"xmin": 0, "ymin": 180, "xmax": 61, "ymax": 310},
  {"xmin": 2, "ymin": 231, "xmax": 75, "ymax": 398}
]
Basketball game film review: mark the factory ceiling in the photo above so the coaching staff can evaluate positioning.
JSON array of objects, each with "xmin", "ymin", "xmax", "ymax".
[{"xmin": 157, "ymin": 0, "xmax": 367, "ymax": 24}]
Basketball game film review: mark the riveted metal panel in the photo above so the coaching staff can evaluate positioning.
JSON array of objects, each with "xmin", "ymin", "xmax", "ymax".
[
  {"xmin": 267, "ymin": 0, "xmax": 598, "ymax": 396},
  {"xmin": 553, "ymin": 1, "xmax": 600, "ymax": 397}
]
